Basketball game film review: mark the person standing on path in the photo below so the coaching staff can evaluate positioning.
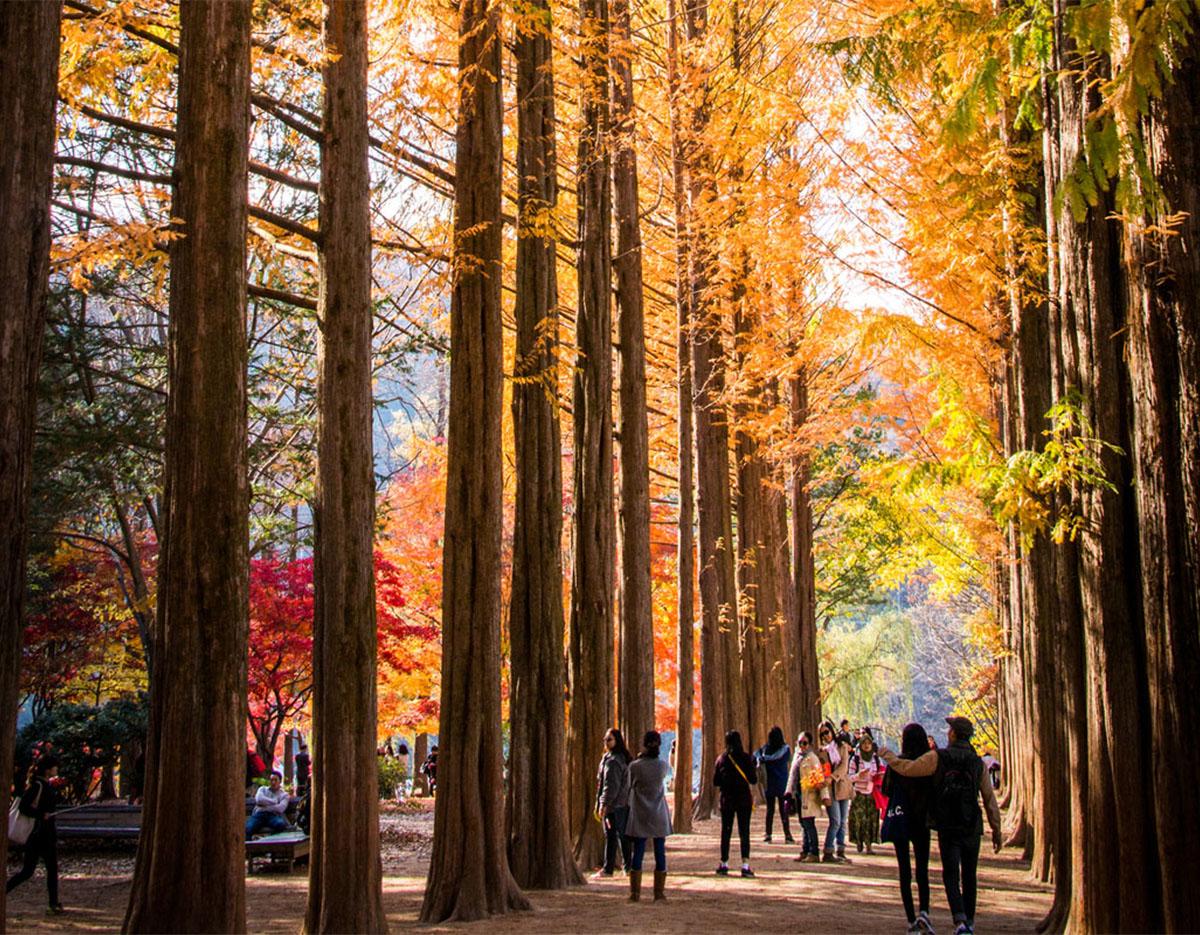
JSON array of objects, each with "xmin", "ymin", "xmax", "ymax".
[
  {"xmin": 755, "ymin": 725, "xmax": 794, "ymax": 844},
  {"xmin": 848, "ymin": 733, "xmax": 882, "ymax": 853},
  {"xmin": 786, "ymin": 731, "xmax": 825, "ymax": 862},
  {"xmin": 624, "ymin": 730, "xmax": 672, "ymax": 902},
  {"xmin": 881, "ymin": 716, "xmax": 1003, "ymax": 935},
  {"xmin": 713, "ymin": 729, "xmax": 758, "ymax": 877},
  {"xmin": 6, "ymin": 755, "xmax": 64, "ymax": 914},
  {"xmin": 593, "ymin": 727, "xmax": 633, "ymax": 878},
  {"xmin": 882, "ymin": 723, "xmax": 936, "ymax": 934},
  {"xmin": 820, "ymin": 720, "xmax": 852, "ymax": 862}
]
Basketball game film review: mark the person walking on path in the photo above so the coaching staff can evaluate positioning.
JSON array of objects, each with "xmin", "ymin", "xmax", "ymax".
[
  {"xmin": 624, "ymin": 730, "xmax": 672, "ymax": 902},
  {"xmin": 820, "ymin": 720, "xmax": 852, "ymax": 862},
  {"xmin": 594, "ymin": 727, "xmax": 633, "ymax": 878},
  {"xmin": 713, "ymin": 729, "xmax": 758, "ymax": 877},
  {"xmin": 755, "ymin": 725, "xmax": 794, "ymax": 844},
  {"xmin": 786, "ymin": 731, "xmax": 825, "ymax": 862},
  {"xmin": 881, "ymin": 716, "xmax": 1003, "ymax": 935},
  {"xmin": 848, "ymin": 733, "xmax": 882, "ymax": 853},
  {"xmin": 6, "ymin": 755, "xmax": 64, "ymax": 914},
  {"xmin": 882, "ymin": 723, "xmax": 936, "ymax": 934}
]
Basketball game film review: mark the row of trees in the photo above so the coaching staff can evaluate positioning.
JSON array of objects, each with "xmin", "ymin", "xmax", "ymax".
[{"xmin": 827, "ymin": 1, "xmax": 1199, "ymax": 930}]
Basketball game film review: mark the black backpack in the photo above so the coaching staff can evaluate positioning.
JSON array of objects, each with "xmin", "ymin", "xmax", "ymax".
[{"xmin": 932, "ymin": 745, "xmax": 982, "ymax": 834}]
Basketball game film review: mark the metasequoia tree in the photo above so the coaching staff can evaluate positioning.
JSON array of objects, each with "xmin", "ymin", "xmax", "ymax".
[
  {"xmin": 420, "ymin": 0, "xmax": 529, "ymax": 920},
  {"xmin": 0, "ymin": 5, "xmax": 61, "ymax": 928},
  {"xmin": 611, "ymin": 0, "xmax": 655, "ymax": 749},
  {"xmin": 305, "ymin": 1, "xmax": 386, "ymax": 931},
  {"xmin": 123, "ymin": 2, "xmax": 251, "ymax": 931},
  {"xmin": 666, "ymin": 0, "xmax": 694, "ymax": 834},
  {"xmin": 507, "ymin": 0, "xmax": 581, "ymax": 890},
  {"xmin": 567, "ymin": 0, "xmax": 615, "ymax": 868}
]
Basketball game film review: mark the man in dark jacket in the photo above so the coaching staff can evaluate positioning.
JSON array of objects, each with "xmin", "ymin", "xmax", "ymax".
[{"xmin": 881, "ymin": 717, "xmax": 1002, "ymax": 935}]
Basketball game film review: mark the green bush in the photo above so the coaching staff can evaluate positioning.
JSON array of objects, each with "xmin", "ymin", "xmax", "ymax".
[{"xmin": 377, "ymin": 755, "xmax": 407, "ymax": 799}]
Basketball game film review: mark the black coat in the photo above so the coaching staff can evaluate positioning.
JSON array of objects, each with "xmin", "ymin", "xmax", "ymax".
[{"xmin": 713, "ymin": 751, "xmax": 757, "ymax": 811}]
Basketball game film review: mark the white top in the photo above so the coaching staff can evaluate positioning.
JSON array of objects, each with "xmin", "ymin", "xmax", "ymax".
[{"xmin": 254, "ymin": 785, "xmax": 290, "ymax": 814}]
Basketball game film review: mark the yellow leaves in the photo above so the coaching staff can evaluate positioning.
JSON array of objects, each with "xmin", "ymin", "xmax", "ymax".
[{"xmin": 52, "ymin": 221, "xmax": 175, "ymax": 294}]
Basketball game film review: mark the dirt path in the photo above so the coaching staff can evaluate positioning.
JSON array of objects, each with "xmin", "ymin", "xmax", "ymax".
[{"xmin": 6, "ymin": 802, "xmax": 1051, "ymax": 933}]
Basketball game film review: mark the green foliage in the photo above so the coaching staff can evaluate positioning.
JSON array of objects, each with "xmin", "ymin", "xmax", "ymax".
[
  {"xmin": 819, "ymin": 610, "xmax": 914, "ymax": 734},
  {"xmin": 377, "ymin": 755, "xmax": 408, "ymax": 800},
  {"xmin": 15, "ymin": 694, "xmax": 149, "ymax": 803}
]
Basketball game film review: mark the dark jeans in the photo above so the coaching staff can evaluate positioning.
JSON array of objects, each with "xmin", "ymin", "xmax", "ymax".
[
  {"xmin": 894, "ymin": 827, "xmax": 932, "ymax": 923},
  {"xmin": 630, "ymin": 836, "xmax": 666, "ymax": 872},
  {"xmin": 800, "ymin": 816, "xmax": 819, "ymax": 855},
  {"xmin": 938, "ymin": 830, "xmax": 981, "ymax": 924},
  {"xmin": 764, "ymin": 792, "xmax": 792, "ymax": 839},
  {"xmin": 6, "ymin": 826, "xmax": 59, "ymax": 906},
  {"xmin": 720, "ymin": 803, "xmax": 752, "ymax": 862},
  {"xmin": 245, "ymin": 810, "xmax": 290, "ymax": 838},
  {"xmin": 603, "ymin": 806, "xmax": 631, "ymax": 873}
]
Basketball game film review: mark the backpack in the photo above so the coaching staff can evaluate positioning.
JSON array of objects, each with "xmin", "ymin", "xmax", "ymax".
[{"xmin": 932, "ymin": 745, "xmax": 982, "ymax": 835}]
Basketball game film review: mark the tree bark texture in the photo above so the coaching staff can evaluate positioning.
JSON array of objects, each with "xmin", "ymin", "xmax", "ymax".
[
  {"xmin": 0, "ymin": 5, "xmax": 61, "ymax": 929},
  {"xmin": 567, "ymin": 0, "xmax": 615, "ymax": 870},
  {"xmin": 1122, "ymin": 13, "xmax": 1200, "ymax": 929},
  {"xmin": 611, "ymin": 0, "xmax": 655, "ymax": 751},
  {"xmin": 789, "ymin": 372, "xmax": 820, "ymax": 736},
  {"xmin": 123, "ymin": 3, "xmax": 251, "ymax": 931},
  {"xmin": 508, "ymin": 0, "xmax": 581, "ymax": 890},
  {"xmin": 306, "ymin": 2, "xmax": 386, "ymax": 931},
  {"xmin": 420, "ymin": 0, "xmax": 529, "ymax": 921}
]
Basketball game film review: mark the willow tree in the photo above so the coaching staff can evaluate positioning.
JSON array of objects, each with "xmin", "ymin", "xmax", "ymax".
[
  {"xmin": 420, "ymin": 0, "xmax": 528, "ymax": 920},
  {"xmin": 507, "ymin": 0, "xmax": 581, "ymax": 891},
  {"xmin": 611, "ymin": 0, "xmax": 655, "ymax": 750},
  {"xmin": 0, "ymin": 5, "xmax": 61, "ymax": 927},
  {"xmin": 567, "ymin": 0, "xmax": 615, "ymax": 869},
  {"xmin": 124, "ymin": 3, "xmax": 251, "ymax": 930},
  {"xmin": 305, "ymin": 1, "xmax": 386, "ymax": 930}
]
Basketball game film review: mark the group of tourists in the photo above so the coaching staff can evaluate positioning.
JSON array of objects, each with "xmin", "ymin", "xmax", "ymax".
[{"xmin": 592, "ymin": 715, "xmax": 1003, "ymax": 935}]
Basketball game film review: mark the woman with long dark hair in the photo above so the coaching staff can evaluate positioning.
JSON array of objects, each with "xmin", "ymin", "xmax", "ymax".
[
  {"xmin": 713, "ymin": 729, "xmax": 758, "ymax": 877},
  {"xmin": 820, "ymin": 719, "xmax": 852, "ymax": 862},
  {"xmin": 594, "ymin": 727, "xmax": 633, "ymax": 877},
  {"xmin": 6, "ymin": 755, "xmax": 63, "ymax": 913},
  {"xmin": 786, "ymin": 731, "xmax": 825, "ymax": 861},
  {"xmin": 848, "ymin": 732, "xmax": 882, "ymax": 853},
  {"xmin": 755, "ymin": 725, "xmax": 793, "ymax": 844},
  {"xmin": 625, "ymin": 730, "xmax": 672, "ymax": 901},
  {"xmin": 883, "ymin": 723, "xmax": 935, "ymax": 934}
]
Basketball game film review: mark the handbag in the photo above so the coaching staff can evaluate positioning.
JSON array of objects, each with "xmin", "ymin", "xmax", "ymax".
[
  {"xmin": 781, "ymin": 791, "xmax": 795, "ymax": 816},
  {"xmin": 7, "ymin": 782, "xmax": 42, "ymax": 846},
  {"xmin": 880, "ymin": 780, "xmax": 908, "ymax": 843}
]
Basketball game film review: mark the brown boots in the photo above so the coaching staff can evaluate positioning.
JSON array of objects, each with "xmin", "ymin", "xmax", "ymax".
[{"xmin": 628, "ymin": 870, "xmax": 666, "ymax": 902}]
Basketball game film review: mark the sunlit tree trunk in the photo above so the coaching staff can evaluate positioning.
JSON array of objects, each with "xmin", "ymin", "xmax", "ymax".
[
  {"xmin": 305, "ymin": 2, "xmax": 386, "ymax": 930},
  {"xmin": 124, "ymin": 3, "xmax": 251, "ymax": 930},
  {"xmin": 508, "ymin": 0, "xmax": 580, "ymax": 890},
  {"xmin": 0, "ymin": 5, "xmax": 61, "ymax": 927},
  {"xmin": 611, "ymin": 0, "xmax": 655, "ymax": 750},
  {"xmin": 788, "ymin": 370, "xmax": 820, "ymax": 735},
  {"xmin": 420, "ymin": 0, "xmax": 529, "ymax": 920},
  {"xmin": 567, "ymin": 0, "xmax": 615, "ymax": 869}
]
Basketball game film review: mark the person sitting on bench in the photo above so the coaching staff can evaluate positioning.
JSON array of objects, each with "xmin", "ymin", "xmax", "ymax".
[{"xmin": 245, "ymin": 771, "xmax": 291, "ymax": 838}]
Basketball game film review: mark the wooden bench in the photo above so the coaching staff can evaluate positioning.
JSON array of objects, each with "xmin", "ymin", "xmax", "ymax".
[
  {"xmin": 245, "ymin": 831, "xmax": 310, "ymax": 873},
  {"xmin": 55, "ymin": 803, "xmax": 142, "ymax": 841}
]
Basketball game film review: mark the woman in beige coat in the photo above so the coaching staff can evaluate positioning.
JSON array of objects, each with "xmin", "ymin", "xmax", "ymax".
[{"xmin": 786, "ymin": 731, "xmax": 826, "ymax": 862}]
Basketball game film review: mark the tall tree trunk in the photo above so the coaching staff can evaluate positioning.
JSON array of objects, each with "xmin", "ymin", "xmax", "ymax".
[
  {"xmin": 124, "ymin": 3, "xmax": 251, "ymax": 930},
  {"xmin": 611, "ymin": 0, "xmax": 655, "ymax": 750},
  {"xmin": 567, "ymin": 0, "xmax": 615, "ymax": 869},
  {"xmin": 666, "ymin": 0, "xmax": 695, "ymax": 832},
  {"xmin": 306, "ymin": 2, "xmax": 386, "ymax": 930},
  {"xmin": 684, "ymin": 0, "xmax": 744, "ymax": 818},
  {"xmin": 414, "ymin": 732, "xmax": 430, "ymax": 796},
  {"xmin": 420, "ymin": 0, "xmax": 528, "ymax": 921},
  {"xmin": 1122, "ymin": 14, "xmax": 1200, "ymax": 930},
  {"xmin": 0, "ymin": 5, "xmax": 60, "ymax": 928},
  {"xmin": 508, "ymin": 0, "xmax": 580, "ymax": 890},
  {"xmin": 789, "ymin": 371, "xmax": 820, "ymax": 735}
]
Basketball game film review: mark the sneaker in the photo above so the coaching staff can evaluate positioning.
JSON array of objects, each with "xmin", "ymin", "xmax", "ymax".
[
  {"xmin": 741, "ymin": 866, "xmax": 755, "ymax": 878},
  {"xmin": 763, "ymin": 834, "xmax": 772, "ymax": 843},
  {"xmin": 906, "ymin": 922, "xmax": 921, "ymax": 934},
  {"xmin": 784, "ymin": 835, "xmax": 796, "ymax": 844},
  {"xmin": 918, "ymin": 910, "xmax": 935, "ymax": 934},
  {"xmin": 953, "ymin": 924, "xmax": 973, "ymax": 935},
  {"xmin": 590, "ymin": 868, "xmax": 613, "ymax": 880},
  {"xmin": 715, "ymin": 864, "xmax": 729, "ymax": 876}
]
